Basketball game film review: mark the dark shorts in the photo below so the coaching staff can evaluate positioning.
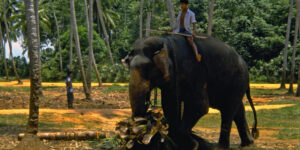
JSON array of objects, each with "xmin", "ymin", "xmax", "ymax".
[{"xmin": 179, "ymin": 28, "xmax": 192, "ymax": 35}]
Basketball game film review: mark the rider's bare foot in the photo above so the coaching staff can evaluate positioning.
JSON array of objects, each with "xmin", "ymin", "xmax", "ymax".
[{"xmin": 196, "ymin": 54, "xmax": 202, "ymax": 62}]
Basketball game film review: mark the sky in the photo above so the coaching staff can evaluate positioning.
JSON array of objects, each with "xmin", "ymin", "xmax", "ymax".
[
  {"xmin": 3, "ymin": 38, "xmax": 54, "ymax": 62},
  {"xmin": 3, "ymin": 38, "xmax": 28, "ymax": 60}
]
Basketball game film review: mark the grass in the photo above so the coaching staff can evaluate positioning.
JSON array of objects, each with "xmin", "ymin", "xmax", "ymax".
[
  {"xmin": 196, "ymin": 103, "xmax": 300, "ymax": 140},
  {"xmin": 101, "ymin": 84, "xmax": 128, "ymax": 93},
  {"xmin": 250, "ymin": 88, "xmax": 291, "ymax": 96},
  {"xmin": 0, "ymin": 86, "xmax": 30, "ymax": 92}
]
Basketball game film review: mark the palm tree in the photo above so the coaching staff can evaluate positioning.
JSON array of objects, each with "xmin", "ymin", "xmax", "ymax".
[
  {"xmin": 0, "ymin": 21, "xmax": 9, "ymax": 80},
  {"xmin": 85, "ymin": 0, "xmax": 102, "ymax": 88},
  {"xmin": 84, "ymin": 0, "xmax": 93, "ymax": 90},
  {"xmin": 15, "ymin": 0, "xmax": 47, "ymax": 148},
  {"xmin": 51, "ymin": 0, "xmax": 63, "ymax": 72},
  {"xmin": 2, "ymin": 0, "xmax": 22, "ymax": 84},
  {"xmin": 70, "ymin": 0, "xmax": 91, "ymax": 100},
  {"xmin": 69, "ymin": 20, "xmax": 73, "ymax": 71},
  {"xmin": 165, "ymin": 0, "xmax": 176, "ymax": 29},
  {"xmin": 207, "ymin": 0, "xmax": 215, "ymax": 36},
  {"xmin": 288, "ymin": 0, "xmax": 300, "ymax": 94},
  {"xmin": 296, "ymin": 62, "xmax": 300, "ymax": 96},
  {"xmin": 139, "ymin": 0, "xmax": 144, "ymax": 39},
  {"xmin": 281, "ymin": 0, "xmax": 294, "ymax": 89},
  {"xmin": 145, "ymin": 0, "xmax": 155, "ymax": 37},
  {"xmin": 96, "ymin": 0, "xmax": 114, "ymax": 65}
]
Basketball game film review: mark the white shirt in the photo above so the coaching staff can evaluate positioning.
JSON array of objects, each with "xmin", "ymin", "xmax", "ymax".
[{"xmin": 174, "ymin": 9, "xmax": 197, "ymax": 34}]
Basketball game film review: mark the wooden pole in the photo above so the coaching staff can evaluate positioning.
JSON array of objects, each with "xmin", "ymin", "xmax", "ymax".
[{"xmin": 145, "ymin": 29, "xmax": 208, "ymax": 39}]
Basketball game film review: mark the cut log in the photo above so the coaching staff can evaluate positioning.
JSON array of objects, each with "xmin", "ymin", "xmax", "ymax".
[{"xmin": 18, "ymin": 131, "xmax": 115, "ymax": 141}]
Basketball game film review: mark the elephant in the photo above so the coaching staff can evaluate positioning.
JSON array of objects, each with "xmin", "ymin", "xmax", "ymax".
[{"xmin": 123, "ymin": 35, "xmax": 259, "ymax": 149}]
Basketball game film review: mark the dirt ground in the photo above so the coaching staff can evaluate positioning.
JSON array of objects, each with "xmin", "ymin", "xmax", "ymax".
[{"xmin": 0, "ymin": 80, "xmax": 299, "ymax": 149}]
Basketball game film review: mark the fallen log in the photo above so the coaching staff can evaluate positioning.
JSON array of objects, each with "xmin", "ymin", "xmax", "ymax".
[{"xmin": 18, "ymin": 131, "xmax": 115, "ymax": 141}]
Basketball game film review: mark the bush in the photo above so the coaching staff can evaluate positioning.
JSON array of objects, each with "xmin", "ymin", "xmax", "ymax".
[{"xmin": 98, "ymin": 64, "xmax": 130, "ymax": 83}]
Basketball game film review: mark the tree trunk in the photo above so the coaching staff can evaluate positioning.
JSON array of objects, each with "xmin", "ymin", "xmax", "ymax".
[
  {"xmin": 288, "ymin": 0, "xmax": 300, "ymax": 94},
  {"xmin": 145, "ymin": 12, "xmax": 151, "ymax": 37},
  {"xmin": 85, "ymin": 0, "xmax": 102, "ymax": 88},
  {"xmin": 84, "ymin": 0, "xmax": 93, "ymax": 90},
  {"xmin": 16, "ymin": 2, "xmax": 48, "ymax": 148},
  {"xmin": 296, "ymin": 62, "xmax": 300, "ymax": 97},
  {"xmin": 139, "ymin": 0, "xmax": 144, "ymax": 39},
  {"xmin": 96, "ymin": 0, "xmax": 114, "ymax": 65},
  {"xmin": 207, "ymin": 0, "xmax": 215, "ymax": 36},
  {"xmin": 165, "ymin": 0, "xmax": 176, "ymax": 29},
  {"xmin": 2, "ymin": 0, "xmax": 22, "ymax": 84},
  {"xmin": 52, "ymin": 1, "xmax": 63, "ymax": 72},
  {"xmin": 0, "ymin": 22, "xmax": 9, "ymax": 80},
  {"xmin": 34, "ymin": 0, "xmax": 43, "ymax": 96},
  {"xmin": 69, "ymin": 19, "xmax": 73, "ymax": 71},
  {"xmin": 70, "ymin": 0, "xmax": 91, "ymax": 100},
  {"xmin": 281, "ymin": 0, "xmax": 294, "ymax": 89}
]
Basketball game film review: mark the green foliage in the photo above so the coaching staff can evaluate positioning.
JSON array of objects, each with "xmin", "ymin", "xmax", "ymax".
[{"xmin": 99, "ymin": 64, "xmax": 130, "ymax": 83}]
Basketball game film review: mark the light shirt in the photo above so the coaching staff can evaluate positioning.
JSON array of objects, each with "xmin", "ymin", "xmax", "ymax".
[
  {"xmin": 174, "ymin": 9, "xmax": 197, "ymax": 34},
  {"xmin": 66, "ymin": 76, "xmax": 73, "ymax": 93}
]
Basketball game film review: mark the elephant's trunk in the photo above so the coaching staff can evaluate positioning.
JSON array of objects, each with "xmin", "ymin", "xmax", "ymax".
[{"xmin": 129, "ymin": 69, "xmax": 151, "ymax": 117}]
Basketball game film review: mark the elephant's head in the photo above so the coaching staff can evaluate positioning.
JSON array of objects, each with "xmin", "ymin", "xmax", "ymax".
[{"xmin": 123, "ymin": 37, "xmax": 172, "ymax": 117}]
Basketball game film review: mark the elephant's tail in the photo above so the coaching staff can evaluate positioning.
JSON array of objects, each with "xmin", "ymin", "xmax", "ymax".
[{"xmin": 246, "ymin": 85, "xmax": 259, "ymax": 139}]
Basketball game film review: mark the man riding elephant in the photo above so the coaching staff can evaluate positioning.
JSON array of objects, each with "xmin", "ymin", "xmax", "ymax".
[{"xmin": 124, "ymin": 33, "xmax": 259, "ymax": 149}]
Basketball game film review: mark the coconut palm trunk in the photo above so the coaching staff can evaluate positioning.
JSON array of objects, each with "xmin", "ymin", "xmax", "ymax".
[
  {"xmin": 51, "ymin": 0, "xmax": 63, "ymax": 72},
  {"xmin": 70, "ymin": 0, "xmax": 91, "ymax": 100},
  {"xmin": 34, "ymin": 0, "xmax": 43, "ymax": 96},
  {"xmin": 288, "ymin": 0, "xmax": 300, "ymax": 94},
  {"xmin": 207, "ymin": 0, "xmax": 215, "ymax": 36},
  {"xmin": 84, "ymin": 0, "xmax": 102, "ymax": 88},
  {"xmin": 296, "ymin": 62, "xmax": 300, "ymax": 96},
  {"xmin": 281, "ymin": 0, "xmax": 294, "ymax": 89},
  {"xmin": 96, "ymin": 0, "xmax": 114, "ymax": 65},
  {"xmin": 0, "ymin": 22, "xmax": 9, "ymax": 80},
  {"xmin": 69, "ymin": 20, "xmax": 73, "ymax": 71},
  {"xmin": 84, "ymin": 0, "xmax": 93, "ymax": 90},
  {"xmin": 2, "ymin": 0, "xmax": 22, "ymax": 84},
  {"xmin": 139, "ymin": 0, "xmax": 144, "ymax": 39},
  {"xmin": 165, "ymin": 0, "xmax": 176, "ymax": 29},
  {"xmin": 15, "ymin": 0, "xmax": 48, "ymax": 148}
]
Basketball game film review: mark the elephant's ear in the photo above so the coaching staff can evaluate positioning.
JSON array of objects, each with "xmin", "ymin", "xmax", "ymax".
[{"xmin": 153, "ymin": 44, "xmax": 170, "ymax": 81}]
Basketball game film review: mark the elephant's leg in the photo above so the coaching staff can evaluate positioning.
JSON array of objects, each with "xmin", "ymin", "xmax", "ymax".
[
  {"xmin": 218, "ymin": 110, "xmax": 234, "ymax": 149},
  {"xmin": 161, "ymin": 88, "xmax": 179, "ymax": 133},
  {"xmin": 234, "ymin": 103, "xmax": 254, "ymax": 147},
  {"xmin": 180, "ymin": 98, "xmax": 209, "ymax": 132}
]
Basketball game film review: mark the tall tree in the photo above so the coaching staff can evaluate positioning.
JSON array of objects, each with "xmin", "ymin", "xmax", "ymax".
[
  {"xmin": 288, "ymin": 0, "xmax": 300, "ymax": 94},
  {"xmin": 296, "ymin": 62, "xmax": 300, "ymax": 96},
  {"xmin": 145, "ymin": 0, "xmax": 155, "ymax": 37},
  {"xmin": 2, "ymin": 0, "xmax": 22, "ymax": 84},
  {"xmin": 165, "ymin": 0, "xmax": 176, "ymax": 29},
  {"xmin": 207, "ymin": 0, "xmax": 215, "ymax": 36},
  {"xmin": 96, "ymin": 0, "xmax": 114, "ymax": 65},
  {"xmin": 139, "ymin": 0, "xmax": 144, "ymax": 39},
  {"xmin": 34, "ymin": 0, "xmax": 43, "ymax": 96},
  {"xmin": 15, "ymin": 0, "xmax": 47, "ymax": 149},
  {"xmin": 84, "ymin": 0, "xmax": 102, "ymax": 88},
  {"xmin": 281, "ymin": 0, "xmax": 294, "ymax": 89},
  {"xmin": 69, "ymin": 19, "xmax": 73, "ymax": 71},
  {"xmin": 0, "ymin": 21, "xmax": 9, "ymax": 80},
  {"xmin": 51, "ymin": 0, "xmax": 63, "ymax": 72},
  {"xmin": 70, "ymin": 0, "xmax": 91, "ymax": 100},
  {"xmin": 84, "ymin": 0, "xmax": 93, "ymax": 90}
]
